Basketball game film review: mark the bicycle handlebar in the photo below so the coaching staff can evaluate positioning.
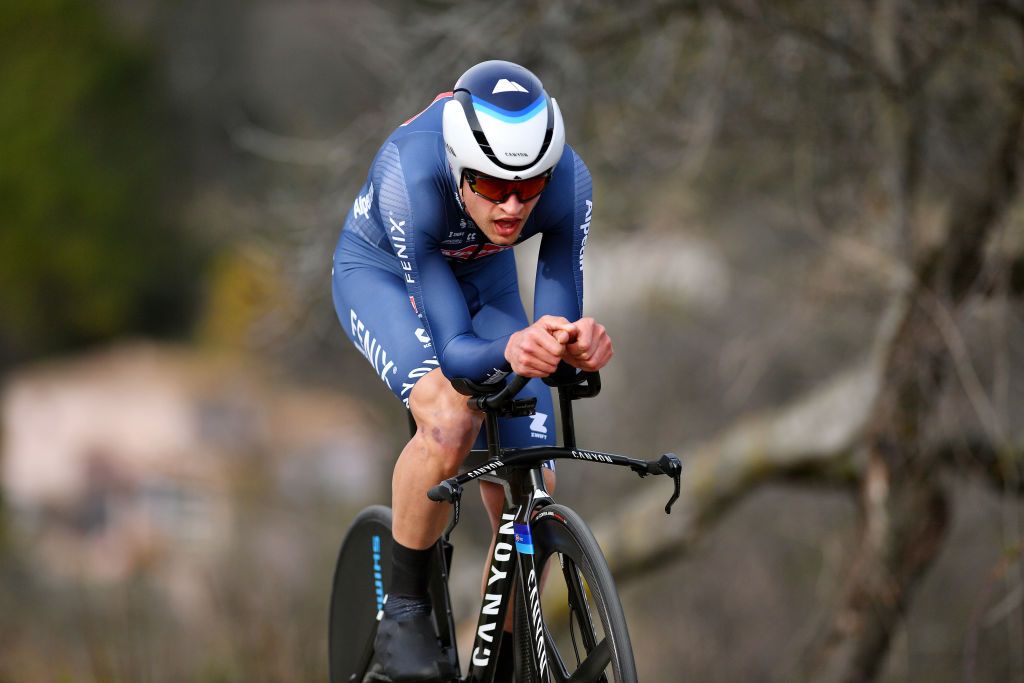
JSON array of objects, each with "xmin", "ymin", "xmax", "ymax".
[
  {"xmin": 471, "ymin": 373, "xmax": 531, "ymax": 411},
  {"xmin": 427, "ymin": 447, "xmax": 684, "ymax": 512},
  {"xmin": 467, "ymin": 370, "xmax": 600, "ymax": 413}
]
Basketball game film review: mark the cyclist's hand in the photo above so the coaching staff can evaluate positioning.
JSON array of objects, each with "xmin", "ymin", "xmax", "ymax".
[
  {"xmin": 505, "ymin": 315, "xmax": 576, "ymax": 377},
  {"xmin": 564, "ymin": 317, "xmax": 613, "ymax": 372}
]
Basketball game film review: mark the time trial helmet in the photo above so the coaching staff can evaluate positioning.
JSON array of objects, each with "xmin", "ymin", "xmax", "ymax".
[{"xmin": 442, "ymin": 60, "xmax": 565, "ymax": 188}]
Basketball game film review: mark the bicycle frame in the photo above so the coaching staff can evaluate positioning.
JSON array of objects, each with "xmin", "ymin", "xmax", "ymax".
[
  {"xmin": 420, "ymin": 372, "xmax": 682, "ymax": 682},
  {"xmin": 426, "ymin": 410, "xmax": 561, "ymax": 682},
  {"xmin": 464, "ymin": 472, "xmax": 551, "ymax": 681}
]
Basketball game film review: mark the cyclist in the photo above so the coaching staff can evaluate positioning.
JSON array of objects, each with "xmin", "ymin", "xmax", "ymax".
[{"xmin": 332, "ymin": 60, "xmax": 613, "ymax": 682}]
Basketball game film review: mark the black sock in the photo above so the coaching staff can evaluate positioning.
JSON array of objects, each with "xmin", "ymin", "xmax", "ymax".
[
  {"xmin": 389, "ymin": 539, "xmax": 433, "ymax": 599},
  {"xmin": 494, "ymin": 632, "xmax": 514, "ymax": 681}
]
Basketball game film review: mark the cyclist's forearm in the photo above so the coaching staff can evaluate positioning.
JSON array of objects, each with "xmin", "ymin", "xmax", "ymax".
[{"xmin": 438, "ymin": 333, "xmax": 513, "ymax": 384}]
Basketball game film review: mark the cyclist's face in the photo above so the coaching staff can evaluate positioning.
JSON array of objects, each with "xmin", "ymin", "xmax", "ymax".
[{"xmin": 460, "ymin": 178, "xmax": 541, "ymax": 246}]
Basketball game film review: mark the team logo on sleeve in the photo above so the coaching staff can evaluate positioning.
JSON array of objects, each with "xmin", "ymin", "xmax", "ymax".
[
  {"xmin": 579, "ymin": 199, "xmax": 592, "ymax": 272},
  {"xmin": 353, "ymin": 183, "xmax": 374, "ymax": 220},
  {"xmin": 388, "ymin": 213, "xmax": 414, "ymax": 284}
]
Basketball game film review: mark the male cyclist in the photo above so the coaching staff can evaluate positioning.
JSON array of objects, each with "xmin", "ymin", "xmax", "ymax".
[{"xmin": 332, "ymin": 60, "xmax": 613, "ymax": 682}]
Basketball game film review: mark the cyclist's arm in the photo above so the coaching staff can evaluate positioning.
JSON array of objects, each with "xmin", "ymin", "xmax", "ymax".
[
  {"xmin": 416, "ymin": 248, "xmax": 515, "ymax": 383},
  {"xmin": 499, "ymin": 150, "xmax": 594, "ymax": 379},
  {"xmin": 533, "ymin": 149, "xmax": 591, "ymax": 325},
  {"xmin": 376, "ymin": 140, "xmax": 513, "ymax": 385},
  {"xmin": 531, "ymin": 150, "xmax": 612, "ymax": 372}
]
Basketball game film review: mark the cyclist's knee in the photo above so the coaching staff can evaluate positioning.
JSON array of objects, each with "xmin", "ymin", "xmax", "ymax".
[
  {"xmin": 409, "ymin": 369, "xmax": 482, "ymax": 462},
  {"xmin": 543, "ymin": 467, "xmax": 556, "ymax": 494}
]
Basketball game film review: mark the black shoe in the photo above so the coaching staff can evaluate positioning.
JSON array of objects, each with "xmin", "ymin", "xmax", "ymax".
[{"xmin": 374, "ymin": 612, "xmax": 450, "ymax": 682}]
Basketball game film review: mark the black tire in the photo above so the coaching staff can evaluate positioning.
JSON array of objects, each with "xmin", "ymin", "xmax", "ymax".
[
  {"xmin": 515, "ymin": 504, "xmax": 637, "ymax": 683},
  {"xmin": 328, "ymin": 505, "xmax": 393, "ymax": 683}
]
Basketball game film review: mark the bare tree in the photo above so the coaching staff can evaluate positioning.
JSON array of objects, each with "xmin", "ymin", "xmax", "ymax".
[
  {"xmin": 581, "ymin": 2, "xmax": 1024, "ymax": 680},
  {"xmin": 174, "ymin": 2, "xmax": 1024, "ymax": 679}
]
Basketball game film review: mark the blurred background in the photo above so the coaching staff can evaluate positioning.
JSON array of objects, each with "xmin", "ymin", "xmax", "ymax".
[{"xmin": 1, "ymin": 1, "xmax": 1023, "ymax": 681}]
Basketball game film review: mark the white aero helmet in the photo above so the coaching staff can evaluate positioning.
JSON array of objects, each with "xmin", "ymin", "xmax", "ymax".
[{"xmin": 442, "ymin": 60, "xmax": 565, "ymax": 185}]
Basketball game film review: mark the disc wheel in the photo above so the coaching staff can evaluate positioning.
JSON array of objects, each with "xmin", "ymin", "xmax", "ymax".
[{"xmin": 328, "ymin": 505, "xmax": 393, "ymax": 683}]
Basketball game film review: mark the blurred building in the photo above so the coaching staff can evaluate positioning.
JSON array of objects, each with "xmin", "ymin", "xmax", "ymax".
[{"xmin": 0, "ymin": 344, "xmax": 382, "ymax": 597}]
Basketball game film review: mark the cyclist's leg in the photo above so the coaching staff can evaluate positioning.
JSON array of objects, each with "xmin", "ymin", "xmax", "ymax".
[
  {"xmin": 334, "ymin": 260, "xmax": 472, "ymax": 680},
  {"xmin": 398, "ymin": 368, "xmax": 483, "ymax": 545},
  {"xmin": 334, "ymin": 259, "xmax": 483, "ymax": 547}
]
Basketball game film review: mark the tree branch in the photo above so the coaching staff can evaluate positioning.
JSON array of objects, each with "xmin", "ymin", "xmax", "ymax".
[
  {"xmin": 716, "ymin": 1, "xmax": 900, "ymax": 93},
  {"xmin": 590, "ymin": 357, "xmax": 880, "ymax": 582}
]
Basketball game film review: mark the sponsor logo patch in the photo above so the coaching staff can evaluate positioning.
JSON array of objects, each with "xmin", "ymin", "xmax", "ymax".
[
  {"xmin": 492, "ymin": 79, "xmax": 528, "ymax": 94},
  {"xmin": 579, "ymin": 199, "xmax": 593, "ymax": 272},
  {"xmin": 350, "ymin": 310, "xmax": 398, "ymax": 389},
  {"xmin": 441, "ymin": 243, "xmax": 512, "ymax": 260},
  {"xmin": 353, "ymin": 183, "xmax": 374, "ymax": 220},
  {"xmin": 514, "ymin": 523, "xmax": 533, "ymax": 555}
]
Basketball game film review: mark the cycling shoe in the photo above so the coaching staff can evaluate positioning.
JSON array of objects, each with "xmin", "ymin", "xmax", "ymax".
[{"xmin": 373, "ymin": 612, "xmax": 451, "ymax": 682}]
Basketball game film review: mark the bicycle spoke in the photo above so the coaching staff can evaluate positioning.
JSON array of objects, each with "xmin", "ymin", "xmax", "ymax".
[
  {"xmin": 561, "ymin": 558, "xmax": 599, "ymax": 652},
  {"xmin": 525, "ymin": 504, "xmax": 637, "ymax": 682},
  {"xmin": 566, "ymin": 638, "xmax": 611, "ymax": 683},
  {"xmin": 544, "ymin": 625, "xmax": 573, "ymax": 683}
]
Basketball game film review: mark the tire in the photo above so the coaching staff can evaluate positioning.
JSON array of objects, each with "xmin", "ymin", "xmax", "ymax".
[
  {"xmin": 328, "ymin": 505, "xmax": 393, "ymax": 683},
  {"xmin": 515, "ymin": 504, "xmax": 637, "ymax": 683}
]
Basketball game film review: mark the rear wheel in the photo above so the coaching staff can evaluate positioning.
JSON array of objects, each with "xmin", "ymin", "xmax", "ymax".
[
  {"xmin": 328, "ymin": 505, "xmax": 393, "ymax": 683},
  {"xmin": 515, "ymin": 504, "xmax": 637, "ymax": 683}
]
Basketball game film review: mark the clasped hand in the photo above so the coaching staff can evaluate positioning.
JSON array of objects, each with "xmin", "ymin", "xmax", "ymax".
[{"xmin": 504, "ymin": 315, "xmax": 613, "ymax": 378}]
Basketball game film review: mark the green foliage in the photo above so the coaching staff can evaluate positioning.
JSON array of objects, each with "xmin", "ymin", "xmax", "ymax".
[{"xmin": 0, "ymin": 0, "xmax": 202, "ymax": 367}]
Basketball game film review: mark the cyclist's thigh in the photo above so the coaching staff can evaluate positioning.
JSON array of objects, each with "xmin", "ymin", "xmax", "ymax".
[
  {"xmin": 461, "ymin": 252, "xmax": 557, "ymax": 451},
  {"xmin": 333, "ymin": 261, "xmax": 437, "ymax": 408}
]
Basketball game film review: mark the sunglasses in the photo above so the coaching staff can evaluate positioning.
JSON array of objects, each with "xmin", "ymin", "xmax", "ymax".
[{"xmin": 463, "ymin": 169, "xmax": 552, "ymax": 204}]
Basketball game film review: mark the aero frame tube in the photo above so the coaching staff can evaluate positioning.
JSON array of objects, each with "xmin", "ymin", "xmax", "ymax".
[
  {"xmin": 467, "ymin": 508, "xmax": 519, "ymax": 682},
  {"xmin": 513, "ymin": 497, "xmax": 551, "ymax": 681}
]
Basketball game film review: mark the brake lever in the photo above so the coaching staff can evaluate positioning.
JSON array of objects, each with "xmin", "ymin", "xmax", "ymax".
[
  {"xmin": 647, "ymin": 453, "xmax": 683, "ymax": 514},
  {"xmin": 428, "ymin": 479, "xmax": 463, "ymax": 539}
]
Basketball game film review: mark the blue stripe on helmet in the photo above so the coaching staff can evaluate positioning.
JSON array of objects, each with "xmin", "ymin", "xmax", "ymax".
[{"xmin": 471, "ymin": 94, "xmax": 546, "ymax": 124}]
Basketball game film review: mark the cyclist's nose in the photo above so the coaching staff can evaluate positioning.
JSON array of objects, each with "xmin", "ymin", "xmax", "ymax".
[{"xmin": 499, "ymin": 193, "xmax": 524, "ymax": 213}]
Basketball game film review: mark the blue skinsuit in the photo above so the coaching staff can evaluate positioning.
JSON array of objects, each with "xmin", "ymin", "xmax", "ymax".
[{"xmin": 332, "ymin": 93, "xmax": 593, "ymax": 449}]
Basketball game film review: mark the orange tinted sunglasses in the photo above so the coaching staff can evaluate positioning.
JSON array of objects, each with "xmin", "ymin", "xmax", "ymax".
[{"xmin": 464, "ymin": 169, "xmax": 552, "ymax": 204}]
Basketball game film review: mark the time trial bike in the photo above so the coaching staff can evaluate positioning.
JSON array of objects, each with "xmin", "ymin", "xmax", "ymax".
[{"xmin": 328, "ymin": 370, "xmax": 682, "ymax": 682}]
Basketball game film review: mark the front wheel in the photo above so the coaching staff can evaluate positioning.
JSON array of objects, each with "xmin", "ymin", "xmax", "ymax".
[{"xmin": 515, "ymin": 504, "xmax": 638, "ymax": 683}]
